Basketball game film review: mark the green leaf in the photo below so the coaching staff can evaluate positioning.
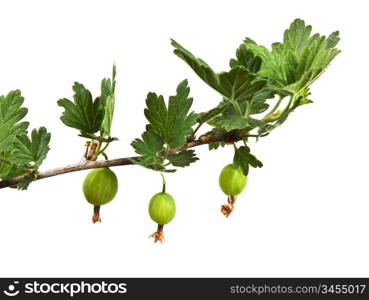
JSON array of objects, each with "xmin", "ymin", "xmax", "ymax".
[
  {"xmin": 99, "ymin": 64, "xmax": 116, "ymax": 137},
  {"xmin": 250, "ymin": 99, "xmax": 270, "ymax": 115},
  {"xmin": 218, "ymin": 67, "xmax": 267, "ymax": 102},
  {"xmin": 58, "ymin": 66, "xmax": 118, "ymax": 139},
  {"xmin": 16, "ymin": 170, "xmax": 38, "ymax": 190},
  {"xmin": 144, "ymin": 80, "xmax": 198, "ymax": 149},
  {"xmin": 0, "ymin": 90, "xmax": 29, "ymax": 153},
  {"xmin": 244, "ymin": 19, "xmax": 340, "ymax": 94},
  {"xmin": 167, "ymin": 150, "xmax": 198, "ymax": 167},
  {"xmin": 58, "ymin": 82, "xmax": 104, "ymax": 135},
  {"xmin": 229, "ymin": 43, "xmax": 262, "ymax": 73},
  {"xmin": 197, "ymin": 101, "xmax": 229, "ymax": 127},
  {"xmin": 167, "ymin": 80, "xmax": 199, "ymax": 148},
  {"xmin": 244, "ymin": 38, "xmax": 285, "ymax": 88},
  {"xmin": 273, "ymin": 88, "xmax": 313, "ymax": 128},
  {"xmin": 172, "ymin": 40, "xmax": 267, "ymax": 105},
  {"xmin": 294, "ymin": 87, "xmax": 313, "ymax": 107},
  {"xmin": 211, "ymin": 114, "xmax": 250, "ymax": 131},
  {"xmin": 144, "ymin": 93, "xmax": 167, "ymax": 140},
  {"xmin": 209, "ymin": 103, "xmax": 265, "ymax": 132},
  {"xmin": 171, "ymin": 39, "xmax": 221, "ymax": 93},
  {"xmin": 143, "ymin": 164, "xmax": 176, "ymax": 173},
  {"xmin": 209, "ymin": 141, "xmax": 226, "ymax": 150},
  {"xmin": 0, "ymin": 90, "xmax": 32, "ymax": 180},
  {"xmin": 100, "ymin": 94, "xmax": 115, "ymax": 137},
  {"xmin": 131, "ymin": 131, "xmax": 164, "ymax": 166},
  {"xmin": 78, "ymin": 132, "xmax": 118, "ymax": 143},
  {"xmin": 326, "ymin": 31, "xmax": 340, "ymax": 48},
  {"xmin": 171, "ymin": 38, "xmax": 269, "ymax": 129},
  {"xmin": 249, "ymin": 86, "xmax": 275, "ymax": 114},
  {"xmin": 233, "ymin": 145, "xmax": 263, "ymax": 176},
  {"xmin": 0, "ymin": 91, "xmax": 51, "ymax": 183},
  {"xmin": 0, "ymin": 152, "xmax": 24, "ymax": 179},
  {"xmin": 13, "ymin": 127, "xmax": 51, "ymax": 168}
]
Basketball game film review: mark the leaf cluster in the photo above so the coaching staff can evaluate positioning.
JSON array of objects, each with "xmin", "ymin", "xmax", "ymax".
[
  {"xmin": 131, "ymin": 80, "xmax": 199, "ymax": 171},
  {"xmin": 171, "ymin": 18, "xmax": 340, "ymax": 173},
  {"xmin": 0, "ymin": 19, "xmax": 341, "ymax": 191},
  {"xmin": 58, "ymin": 65, "xmax": 117, "ymax": 140},
  {"xmin": 0, "ymin": 90, "xmax": 51, "ymax": 189},
  {"xmin": 244, "ymin": 19, "xmax": 340, "ymax": 95}
]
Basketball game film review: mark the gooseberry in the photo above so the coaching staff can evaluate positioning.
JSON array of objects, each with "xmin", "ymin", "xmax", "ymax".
[
  {"xmin": 82, "ymin": 168, "xmax": 118, "ymax": 223},
  {"xmin": 219, "ymin": 164, "xmax": 247, "ymax": 217},
  {"xmin": 148, "ymin": 192, "xmax": 176, "ymax": 243}
]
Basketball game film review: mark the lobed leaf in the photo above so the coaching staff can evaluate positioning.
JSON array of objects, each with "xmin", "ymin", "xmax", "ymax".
[
  {"xmin": 229, "ymin": 43, "xmax": 262, "ymax": 73},
  {"xmin": 13, "ymin": 127, "xmax": 51, "ymax": 168},
  {"xmin": 171, "ymin": 39, "xmax": 221, "ymax": 93},
  {"xmin": 144, "ymin": 80, "xmax": 198, "ymax": 149},
  {"xmin": 197, "ymin": 101, "xmax": 229, "ymax": 126},
  {"xmin": 172, "ymin": 40, "xmax": 267, "ymax": 105},
  {"xmin": 99, "ymin": 64, "xmax": 117, "ymax": 137},
  {"xmin": 0, "ymin": 91, "xmax": 51, "ymax": 184},
  {"xmin": 58, "ymin": 82, "xmax": 104, "ymax": 135},
  {"xmin": 131, "ymin": 131, "xmax": 164, "ymax": 166},
  {"xmin": 244, "ymin": 19, "xmax": 340, "ymax": 94},
  {"xmin": 0, "ymin": 90, "xmax": 29, "ymax": 153},
  {"xmin": 233, "ymin": 145, "xmax": 263, "ymax": 176},
  {"xmin": 0, "ymin": 152, "xmax": 24, "ymax": 179},
  {"xmin": 167, "ymin": 80, "xmax": 199, "ymax": 148},
  {"xmin": 167, "ymin": 150, "xmax": 198, "ymax": 167},
  {"xmin": 218, "ymin": 67, "xmax": 267, "ymax": 102}
]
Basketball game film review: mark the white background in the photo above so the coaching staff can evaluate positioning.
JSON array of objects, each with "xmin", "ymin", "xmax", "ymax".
[{"xmin": 0, "ymin": 0, "xmax": 368, "ymax": 277}]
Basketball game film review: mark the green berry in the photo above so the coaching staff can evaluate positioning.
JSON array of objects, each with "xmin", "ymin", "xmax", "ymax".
[
  {"xmin": 219, "ymin": 164, "xmax": 247, "ymax": 196},
  {"xmin": 148, "ymin": 192, "xmax": 176, "ymax": 225},
  {"xmin": 83, "ymin": 168, "xmax": 118, "ymax": 206}
]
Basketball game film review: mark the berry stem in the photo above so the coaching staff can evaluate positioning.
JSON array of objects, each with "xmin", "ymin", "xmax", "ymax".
[
  {"xmin": 95, "ymin": 142, "xmax": 110, "ymax": 159},
  {"xmin": 160, "ymin": 172, "xmax": 166, "ymax": 193},
  {"xmin": 101, "ymin": 152, "xmax": 109, "ymax": 160},
  {"xmin": 92, "ymin": 205, "xmax": 101, "ymax": 223}
]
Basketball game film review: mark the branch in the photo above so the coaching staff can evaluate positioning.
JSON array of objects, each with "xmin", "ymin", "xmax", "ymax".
[{"xmin": 0, "ymin": 133, "xmax": 242, "ymax": 189}]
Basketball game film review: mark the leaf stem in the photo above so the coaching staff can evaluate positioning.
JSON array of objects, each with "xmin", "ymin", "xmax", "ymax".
[
  {"xmin": 264, "ymin": 95, "xmax": 284, "ymax": 118},
  {"xmin": 101, "ymin": 152, "xmax": 109, "ymax": 160},
  {"xmin": 192, "ymin": 122, "xmax": 202, "ymax": 136},
  {"xmin": 95, "ymin": 142, "xmax": 110, "ymax": 158},
  {"xmin": 275, "ymin": 95, "xmax": 293, "ymax": 124},
  {"xmin": 91, "ymin": 141, "xmax": 102, "ymax": 161}
]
